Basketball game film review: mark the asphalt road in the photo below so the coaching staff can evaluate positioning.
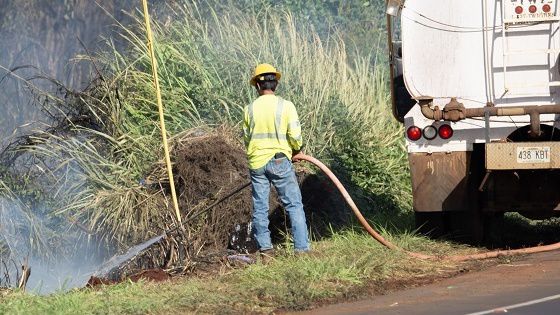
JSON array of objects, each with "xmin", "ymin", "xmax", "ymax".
[{"xmin": 296, "ymin": 251, "xmax": 560, "ymax": 315}]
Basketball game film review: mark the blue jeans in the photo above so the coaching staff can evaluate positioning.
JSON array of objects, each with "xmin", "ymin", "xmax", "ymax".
[{"xmin": 250, "ymin": 156, "xmax": 310, "ymax": 252}]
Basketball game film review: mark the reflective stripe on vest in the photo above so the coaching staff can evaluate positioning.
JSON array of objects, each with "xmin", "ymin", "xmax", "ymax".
[
  {"xmin": 248, "ymin": 100, "xmax": 256, "ymax": 140},
  {"xmin": 251, "ymin": 133, "xmax": 288, "ymax": 140},
  {"xmin": 288, "ymin": 121, "xmax": 300, "ymax": 129},
  {"xmin": 274, "ymin": 97, "xmax": 285, "ymax": 142}
]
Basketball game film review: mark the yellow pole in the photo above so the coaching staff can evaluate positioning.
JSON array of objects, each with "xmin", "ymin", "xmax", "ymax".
[{"xmin": 141, "ymin": 0, "xmax": 182, "ymax": 223}]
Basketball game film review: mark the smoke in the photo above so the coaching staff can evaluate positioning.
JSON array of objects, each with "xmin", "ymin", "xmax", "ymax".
[
  {"xmin": 0, "ymin": 188, "xmax": 107, "ymax": 294},
  {"xmin": 0, "ymin": 0, "xmax": 148, "ymax": 293},
  {"xmin": 0, "ymin": 0, "xmax": 139, "ymax": 148},
  {"xmin": 0, "ymin": 129, "xmax": 128, "ymax": 293},
  {"xmin": 0, "ymin": 0, "xmax": 227, "ymax": 294},
  {"xmin": 0, "ymin": 197, "xmax": 36, "ymax": 262}
]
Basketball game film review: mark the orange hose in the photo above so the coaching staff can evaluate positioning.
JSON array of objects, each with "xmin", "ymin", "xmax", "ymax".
[
  {"xmin": 299, "ymin": 155, "xmax": 397, "ymax": 250},
  {"xmin": 298, "ymin": 154, "xmax": 560, "ymax": 261}
]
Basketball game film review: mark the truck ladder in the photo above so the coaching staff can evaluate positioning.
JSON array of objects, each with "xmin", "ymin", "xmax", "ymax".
[{"xmin": 501, "ymin": 1, "xmax": 560, "ymax": 92}]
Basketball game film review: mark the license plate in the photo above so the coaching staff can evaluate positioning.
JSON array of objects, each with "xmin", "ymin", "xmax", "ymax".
[{"xmin": 516, "ymin": 146, "xmax": 551, "ymax": 164}]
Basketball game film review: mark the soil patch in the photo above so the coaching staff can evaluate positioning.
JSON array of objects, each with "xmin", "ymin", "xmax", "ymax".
[
  {"xmin": 128, "ymin": 268, "xmax": 170, "ymax": 282},
  {"xmin": 87, "ymin": 268, "xmax": 170, "ymax": 288},
  {"xmin": 86, "ymin": 276, "xmax": 117, "ymax": 288}
]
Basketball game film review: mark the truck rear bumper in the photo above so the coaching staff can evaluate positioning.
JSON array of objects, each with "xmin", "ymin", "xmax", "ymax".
[
  {"xmin": 410, "ymin": 147, "xmax": 560, "ymax": 214},
  {"xmin": 486, "ymin": 142, "xmax": 560, "ymax": 170}
]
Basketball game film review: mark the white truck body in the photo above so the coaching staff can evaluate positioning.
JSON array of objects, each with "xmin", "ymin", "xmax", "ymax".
[
  {"xmin": 401, "ymin": 0, "xmax": 560, "ymax": 153},
  {"xmin": 388, "ymin": 0, "xmax": 560, "ymax": 237}
]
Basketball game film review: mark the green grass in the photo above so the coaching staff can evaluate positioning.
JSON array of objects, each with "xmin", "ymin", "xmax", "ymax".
[{"xmin": 0, "ymin": 230, "xmax": 470, "ymax": 315}]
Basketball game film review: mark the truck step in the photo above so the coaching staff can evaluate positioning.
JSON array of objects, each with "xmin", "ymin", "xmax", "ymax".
[
  {"xmin": 506, "ymin": 81, "xmax": 560, "ymax": 90},
  {"xmin": 504, "ymin": 48, "xmax": 560, "ymax": 56}
]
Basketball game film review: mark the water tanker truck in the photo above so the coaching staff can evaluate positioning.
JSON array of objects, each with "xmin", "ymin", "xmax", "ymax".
[{"xmin": 386, "ymin": 0, "xmax": 560, "ymax": 239}]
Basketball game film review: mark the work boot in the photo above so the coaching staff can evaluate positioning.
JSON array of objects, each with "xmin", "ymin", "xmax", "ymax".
[{"xmin": 259, "ymin": 248, "xmax": 275, "ymax": 264}]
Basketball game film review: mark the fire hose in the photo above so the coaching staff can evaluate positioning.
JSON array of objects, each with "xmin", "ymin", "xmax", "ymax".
[{"xmin": 297, "ymin": 154, "xmax": 560, "ymax": 262}]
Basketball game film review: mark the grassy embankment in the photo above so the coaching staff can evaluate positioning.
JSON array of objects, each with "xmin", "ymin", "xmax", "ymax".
[
  {"xmin": 0, "ymin": 1, "xmax": 481, "ymax": 313},
  {"xmin": 1, "ymin": 230, "xmax": 473, "ymax": 314}
]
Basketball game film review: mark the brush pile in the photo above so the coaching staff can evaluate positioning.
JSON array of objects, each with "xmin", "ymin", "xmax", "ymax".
[
  {"xmin": 0, "ymin": 81, "xmax": 349, "ymax": 286},
  {"xmin": 113, "ymin": 131, "xmax": 259, "ymax": 277}
]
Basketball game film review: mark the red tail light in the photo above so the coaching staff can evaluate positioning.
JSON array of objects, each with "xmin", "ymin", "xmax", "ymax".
[
  {"xmin": 529, "ymin": 5, "xmax": 537, "ymax": 13},
  {"xmin": 543, "ymin": 4, "xmax": 551, "ymax": 13},
  {"xmin": 515, "ymin": 6, "xmax": 523, "ymax": 14},
  {"xmin": 407, "ymin": 126, "xmax": 422, "ymax": 141},
  {"xmin": 438, "ymin": 124, "xmax": 454, "ymax": 139}
]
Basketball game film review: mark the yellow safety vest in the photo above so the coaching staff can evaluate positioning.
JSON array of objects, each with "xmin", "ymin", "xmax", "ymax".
[{"xmin": 243, "ymin": 94, "xmax": 303, "ymax": 170}]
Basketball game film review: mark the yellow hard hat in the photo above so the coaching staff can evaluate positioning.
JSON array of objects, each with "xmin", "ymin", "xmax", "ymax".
[{"xmin": 250, "ymin": 63, "xmax": 281, "ymax": 86}]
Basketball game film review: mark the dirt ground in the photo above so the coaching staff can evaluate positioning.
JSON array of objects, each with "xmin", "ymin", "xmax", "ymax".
[{"xmin": 87, "ymin": 268, "xmax": 169, "ymax": 288}]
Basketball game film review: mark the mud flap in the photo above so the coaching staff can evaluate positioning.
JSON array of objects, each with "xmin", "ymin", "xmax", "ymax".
[
  {"xmin": 409, "ymin": 152, "xmax": 472, "ymax": 212},
  {"xmin": 410, "ymin": 151, "xmax": 484, "ymax": 242}
]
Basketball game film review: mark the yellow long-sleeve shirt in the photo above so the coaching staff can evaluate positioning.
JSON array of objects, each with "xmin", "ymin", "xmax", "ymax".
[{"xmin": 243, "ymin": 94, "xmax": 303, "ymax": 170}]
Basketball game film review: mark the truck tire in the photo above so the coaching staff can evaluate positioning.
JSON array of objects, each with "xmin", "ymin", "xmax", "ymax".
[
  {"xmin": 444, "ymin": 210, "xmax": 484, "ymax": 244},
  {"xmin": 416, "ymin": 211, "xmax": 483, "ymax": 243},
  {"xmin": 415, "ymin": 212, "xmax": 445, "ymax": 237}
]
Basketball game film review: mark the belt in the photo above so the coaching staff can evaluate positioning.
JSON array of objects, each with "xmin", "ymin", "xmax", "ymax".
[{"xmin": 274, "ymin": 152, "xmax": 286, "ymax": 159}]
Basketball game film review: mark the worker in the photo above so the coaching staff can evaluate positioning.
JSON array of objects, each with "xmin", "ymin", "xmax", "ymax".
[{"xmin": 243, "ymin": 63, "xmax": 310, "ymax": 258}]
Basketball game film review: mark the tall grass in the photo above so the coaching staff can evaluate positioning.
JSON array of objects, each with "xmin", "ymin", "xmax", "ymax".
[{"xmin": 89, "ymin": 1, "xmax": 399, "ymax": 150}]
